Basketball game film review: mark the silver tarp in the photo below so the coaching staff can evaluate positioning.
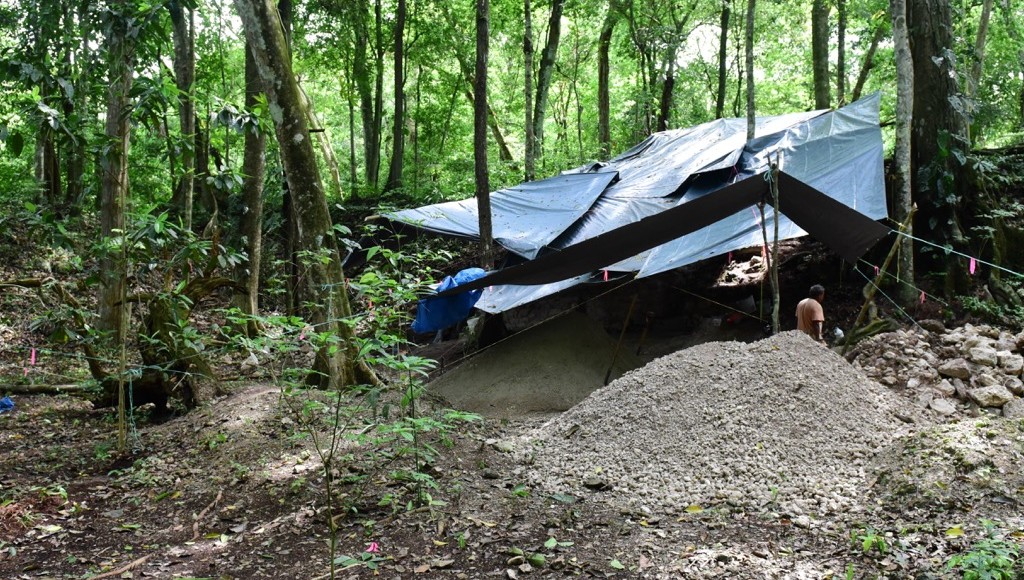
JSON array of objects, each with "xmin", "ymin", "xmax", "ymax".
[{"xmin": 385, "ymin": 94, "xmax": 888, "ymax": 314}]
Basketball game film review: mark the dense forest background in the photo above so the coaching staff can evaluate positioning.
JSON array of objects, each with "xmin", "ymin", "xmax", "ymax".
[{"xmin": 1, "ymin": 0, "xmax": 1024, "ymax": 400}]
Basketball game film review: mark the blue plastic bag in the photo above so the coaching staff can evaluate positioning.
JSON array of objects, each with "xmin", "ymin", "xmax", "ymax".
[
  {"xmin": 411, "ymin": 268, "xmax": 487, "ymax": 334},
  {"xmin": 0, "ymin": 396, "xmax": 14, "ymax": 414}
]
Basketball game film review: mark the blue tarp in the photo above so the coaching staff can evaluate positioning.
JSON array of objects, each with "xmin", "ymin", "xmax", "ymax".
[
  {"xmin": 388, "ymin": 95, "xmax": 888, "ymax": 314},
  {"xmin": 411, "ymin": 268, "xmax": 487, "ymax": 333}
]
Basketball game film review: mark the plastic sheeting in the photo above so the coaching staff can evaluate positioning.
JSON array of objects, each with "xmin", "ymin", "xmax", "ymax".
[
  {"xmin": 386, "ymin": 94, "xmax": 888, "ymax": 314},
  {"xmin": 387, "ymin": 171, "xmax": 618, "ymax": 260},
  {"xmin": 436, "ymin": 172, "xmax": 890, "ymax": 297},
  {"xmin": 411, "ymin": 268, "xmax": 487, "ymax": 333}
]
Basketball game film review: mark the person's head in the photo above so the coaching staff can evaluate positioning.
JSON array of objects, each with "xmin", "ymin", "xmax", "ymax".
[{"xmin": 809, "ymin": 284, "xmax": 825, "ymax": 301}]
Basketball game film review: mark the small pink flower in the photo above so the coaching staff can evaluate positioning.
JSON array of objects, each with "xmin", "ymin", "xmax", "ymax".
[{"xmin": 366, "ymin": 542, "xmax": 380, "ymax": 553}]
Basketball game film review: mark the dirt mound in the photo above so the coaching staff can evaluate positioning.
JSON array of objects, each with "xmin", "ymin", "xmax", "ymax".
[
  {"xmin": 522, "ymin": 331, "xmax": 916, "ymax": 517},
  {"xmin": 428, "ymin": 312, "xmax": 641, "ymax": 418},
  {"xmin": 868, "ymin": 418, "xmax": 1024, "ymax": 520}
]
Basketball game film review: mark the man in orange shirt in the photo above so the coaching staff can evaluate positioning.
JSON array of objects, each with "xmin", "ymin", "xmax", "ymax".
[{"xmin": 796, "ymin": 284, "xmax": 825, "ymax": 343}]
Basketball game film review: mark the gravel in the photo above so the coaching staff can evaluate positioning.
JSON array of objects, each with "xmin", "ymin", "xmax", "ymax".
[{"xmin": 520, "ymin": 331, "xmax": 916, "ymax": 517}]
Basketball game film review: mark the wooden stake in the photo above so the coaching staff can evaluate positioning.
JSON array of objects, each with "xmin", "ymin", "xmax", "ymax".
[
  {"xmin": 604, "ymin": 294, "xmax": 638, "ymax": 385},
  {"xmin": 841, "ymin": 205, "xmax": 916, "ymax": 355}
]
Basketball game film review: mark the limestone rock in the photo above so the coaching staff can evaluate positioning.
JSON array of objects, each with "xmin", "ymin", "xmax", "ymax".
[
  {"xmin": 938, "ymin": 359, "xmax": 971, "ymax": 380},
  {"xmin": 917, "ymin": 319, "xmax": 946, "ymax": 334},
  {"xmin": 968, "ymin": 385, "xmax": 1014, "ymax": 408},
  {"xmin": 999, "ymin": 353, "xmax": 1023, "ymax": 375},
  {"xmin": 1005, "ymin": 377, "xmax": 1024, "ymax": 396},
  {"xmin": 934, "ymin": 379, "xmax": 956, "ymax": 397},
  {"xmin": 929, "ymin": 398, "xmax": 957, "ymax": 416},
  {"xmin": 1003, "ymin": 398, "xmax": 1024, "ymax": 419},
  {"xmin": 973, "ymin": 374, "xmax": 1000, "ymax": 388},
  {"xmin": 968, "ymin": 347, "xmax": 999, "ymax": 367}
]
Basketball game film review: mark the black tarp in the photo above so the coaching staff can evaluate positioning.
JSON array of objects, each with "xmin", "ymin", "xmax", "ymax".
[{"xmin": 437, "ymin": 172, "xmax": 890, "ymax": 297}]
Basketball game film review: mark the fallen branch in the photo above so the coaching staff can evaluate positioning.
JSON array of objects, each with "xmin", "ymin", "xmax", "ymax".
[
  {"xmin": 191, "ymin": 489, "xmax": 224, "ymax": 541},
  {"xmin": 88, "ymin": 554, "xmax": 154, "ymax": 580},
  {"xmin": 3, "ymin": 383, "xmax": 93, "ymax": 395}
]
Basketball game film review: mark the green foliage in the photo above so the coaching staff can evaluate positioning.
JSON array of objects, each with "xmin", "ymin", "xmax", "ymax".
[
  {"xmin": 853, "ymin": 526, "xmax": 889, "ymax": 556},
  {"xmin": 946, "ymin": 522, "xmax": 1022, "ymax": 580},
  {"xmin": 960, "ymin": 293, "xmax": 1024, "ymax": 327}
]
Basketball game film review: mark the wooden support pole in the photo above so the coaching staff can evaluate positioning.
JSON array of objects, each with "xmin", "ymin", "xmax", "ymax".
[
  {"xmin": 604, "ymin": 294, "xmax": 637, "ymax": 385},
  {"xmin": 841, "ymin": 205, "xmax": 916, "ymax": 355}
]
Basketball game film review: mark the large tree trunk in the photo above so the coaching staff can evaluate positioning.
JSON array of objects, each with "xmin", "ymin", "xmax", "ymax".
[
  {"xmin": 744, "ymin": 0, "xmax": 755, "ymax": 139},
  {"xmin": 524, "ymin": 0, "xmax": 535, "ymax": 177},
  {"xmin": 234, "ymin": 42, "xmax": 266, "ymax": 336},
  {"xmin": 714, "ymin": 0, "xmax": 730, "ymax": 119},
  {"xmin": 597, "ymin": 0, "xmax": 619, "ymax": 158},
  {"xmin": 97, "ymin": 0, "xmax": 135, "ymax": 339},
  {"xmin": 234, "ymin": 0, "xmax": 374, "ymax": 389},
  {"xmin": 168, "ymin": 1, "xmax": 195, "ymax": 232},
  {"xmin": 475, "ymin": 0, "xmax": 494, "ymax": 269},
  {"xmin": 891, "ymin": 0, "xmax": 915, "ymax": 306},
  {"xmin": 907, "ymin": 0, "xmax": 969, "ymax": 294},
  {"xmin": 384, "ymin": 0, "xmax": 406, "ymax": 193},
  {"xmin": 531, "ymin": 0, "xmax": 565, "ymax": 165},
  {"xmin": 811, "ymin": 0, "xmax": 830, "ymax": 109}
]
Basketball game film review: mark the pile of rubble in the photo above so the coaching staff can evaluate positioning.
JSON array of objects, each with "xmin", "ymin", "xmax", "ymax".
[
  {"xmin": 846, "ymin": 322, "xmax": 1024, "ymax": 419},
  {"xmin": 520, "ymin": 332, "xmax": 911, "ymax": 518}
]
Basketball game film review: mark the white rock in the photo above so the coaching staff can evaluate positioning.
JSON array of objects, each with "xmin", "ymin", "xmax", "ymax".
[
  {"xmin": 929, "ymin": 398, "xmax": 957, "ymax": 416},
  {"xmin": 1005, "ymin": 377, "xmax": 1024, "ymax": 396},
  {"xmin": 974, "ymin": 374, "xmax": 1000, "ymax": 388},
  {"xmin": 969, "ymin": 347, "xmax": 999, "ymax": 367},
  {"xmin": 1003, "ymin": 398, "xmax": 1024, "ymax": 419},
  {"xmin": 934, "ymin": 379, "xmax": 956, "ymax": 397},
  {"xmin": 999, "ymin": 353, "xmax": 1023, "ymax": 375},
  {"xmin": 968, "ymin": 385, "xmax": 1014, "ymax": 408},
  {"xmin": 938, "ymin": 359, "xmax": 971, "ymax": 379}
]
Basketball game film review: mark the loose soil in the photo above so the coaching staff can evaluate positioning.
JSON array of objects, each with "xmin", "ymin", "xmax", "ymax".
[{"xmin": 2, "ymin": 247, "xmax": 1024, "ymax": 579}]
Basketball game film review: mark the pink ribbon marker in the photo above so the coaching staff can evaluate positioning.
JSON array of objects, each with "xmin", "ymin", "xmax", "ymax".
[
  {"xmin": 366, "ymin": 542, "xmax": 380, "ymax": 553},
  {"xmin": 30, "ymin": 348, "xmax": 36, "ymax": 366},
  {"xmin": 603, "ymin": 269, "xmax": 609, "ymax": 282},
  {"xmin": 727, "ymin": 252, "xmax": 733, "ymax": 264},
  {"xmin": 969, "ymin": 257, "xmax": 977, "ymax": 275},
  {"xmin": 873, "ymin": 265, "xmax": 879, "ymax": 277},
  {"xmin": 920, "ymin": 291, "xmax": 926, "ymax": 304}
]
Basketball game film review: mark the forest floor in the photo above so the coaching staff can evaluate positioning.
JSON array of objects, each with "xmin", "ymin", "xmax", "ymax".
[{"xmin": 2, "ymin": 245, "xmax": 1024, "ymax": 579}]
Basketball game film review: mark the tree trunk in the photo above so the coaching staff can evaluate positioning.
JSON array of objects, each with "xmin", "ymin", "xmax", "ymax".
[
  {"xmin": 524, "ymin": 0, "xmax": 535, "ymax": 178},
  {"xmin": 353, "ymin": 0, "xmax": 379, "ymax": 192},
  {"xmin": 715, "ymin": 0, "xmax": 730, "ymax": 119},
  {"xmin": 745, "ymin": 0, "xmax": 755, "ymax": 139},
  {"xmin": 234, "ymin": 0, "xmax": 374, "ymax": 389},
  {"xmin": 531, "ymin": 0, "xmax": 565, "ymax": 165},
  {"xmin": 811, "ymin": 0, "xmax": 830, "ymax": 109},
  {"xmin": 97, "ymin": 0, "xmax": 135, "ymax": 339},
  {"xmin": 384, "ymin": 0, "xmax": 406, "ymax": 193},
  {"xmin": 597, "ymin": 0, "xmax": 619, "ymax": 158},
  {"xmin": 891, "ymin": 0, "xmax": 915, "ymax": 306},
  {"xmin": 372, "ymin": 0, "xmax": 385, "ymax": 190},
  {"xmin": 234, "ymin": 42, "xmax": 266, "ymax": 336},
  {"xmin": 850, "ymin": 24, "xmax": 883, "ymax": 103},
  {"xmin": 475, "ymin": 0, "xmax": 494, "ymax": 270},
  {"xmin": 168, "ymin": 1, "xmax": 195, "ymax": 232},
  {"xmin": 966, "ymin": 0, "xmax": 994, "ymax": 143},
  {"xmin": 907, "ymin": 0, "xmax": 969, "ymax": 294},
  {"xmin": 836, "ymin": 0, "xmax": 846, "ymax": 104},
  {"xmin": 657, "ymin": 60, "xmax": 676, "ymax": 131}
]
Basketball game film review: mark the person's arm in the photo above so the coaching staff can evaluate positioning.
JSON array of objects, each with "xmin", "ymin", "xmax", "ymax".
[{"xmin": 812, "ymin": 321, "xmax": 824, "ymax": 342}]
